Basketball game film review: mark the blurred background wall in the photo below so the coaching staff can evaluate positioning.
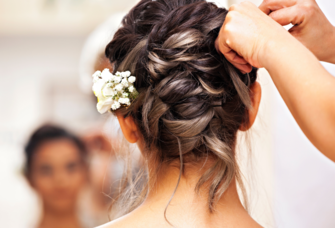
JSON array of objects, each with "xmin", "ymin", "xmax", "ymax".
[{"xmin": 0, "ymin": 0, "xmax": 334, "ymax": 228}]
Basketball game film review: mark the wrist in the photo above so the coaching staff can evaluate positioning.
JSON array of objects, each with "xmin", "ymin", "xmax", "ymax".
[{"xmin": 258, "ymin": 32, "xmax": 293, "ymax": 70}]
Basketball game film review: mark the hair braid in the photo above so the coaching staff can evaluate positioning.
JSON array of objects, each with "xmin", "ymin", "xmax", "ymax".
[{"xmin": 105, "ymin": 0, "xmax": 258, "ymax": 217}]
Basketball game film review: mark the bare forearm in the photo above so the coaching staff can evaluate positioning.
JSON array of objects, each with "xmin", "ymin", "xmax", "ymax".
[
  {"xmin": 263, "ymin": 35, "xmax": 335, "ymax": 161},
  {"xmin": 217, "ymin": 1, "xmax": 335, "ymax": 160}
]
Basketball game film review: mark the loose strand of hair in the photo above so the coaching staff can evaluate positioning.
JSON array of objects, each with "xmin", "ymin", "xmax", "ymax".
[{"xmin": 163, "ymin": 136, "xmax": 184, "ymax": 227}]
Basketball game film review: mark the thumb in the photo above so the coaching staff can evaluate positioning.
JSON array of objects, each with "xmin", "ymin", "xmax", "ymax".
[{"xmin": 269, "ymin": 6, "xmax": 304, "ymax": 26}]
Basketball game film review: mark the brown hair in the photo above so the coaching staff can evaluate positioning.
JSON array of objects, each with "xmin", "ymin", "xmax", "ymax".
[{"xmin": 105, "ymin": 0, "xmax": 258, "ymax": 218}]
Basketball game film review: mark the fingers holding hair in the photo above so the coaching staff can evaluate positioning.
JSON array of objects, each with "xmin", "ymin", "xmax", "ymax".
[
  {"xmin": 215, "ymin": 4, "xmax": 253, "ymax": 73},
  {"xmin": 224, "ymin": 51, "xmax": 252, "ymax": 73}
]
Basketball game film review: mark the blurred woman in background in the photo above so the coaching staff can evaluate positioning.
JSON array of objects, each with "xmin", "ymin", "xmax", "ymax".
[{"xmin": 25, "ymin": 125, "xmax": 88, "ymax": 228}]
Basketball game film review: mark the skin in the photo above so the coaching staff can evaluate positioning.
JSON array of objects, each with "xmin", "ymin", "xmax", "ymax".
[
  {"xmin": 259, "ymin": 0, "xmax": 335, "ymax": 64},
  {"xmin": 97, "ymin": 82, "xmax": 262, "ymax": 228},
  {"xmin": 220, "ymin": 0, "xmax": 335, "ymax": 73},
  {"xmin": 29, "ymin": 139, "xmax": 87, "ymax": 228},
  {"xmin": 216, "ymin": 1, "xmax": 335, "ymax": 162}
]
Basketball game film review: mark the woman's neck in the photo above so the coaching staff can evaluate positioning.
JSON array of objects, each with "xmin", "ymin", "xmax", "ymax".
[
  {"xmin": 136, "ymin": 160, "xmax": 262, "ymax": 228},
  {"xmin": 39, "ymin": 206, "xmax": 81, "ymax": 228}
]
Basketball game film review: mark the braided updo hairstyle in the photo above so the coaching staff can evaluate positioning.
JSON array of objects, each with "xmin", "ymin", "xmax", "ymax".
[{"xmin": 106, "ymin": 0, "xmax": 258, "ymax": 216}]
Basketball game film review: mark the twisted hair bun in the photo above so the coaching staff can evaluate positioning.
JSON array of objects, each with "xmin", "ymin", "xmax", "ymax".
[{"xmin": 106, "ymin": 0, "xmax": 257, "ymax": 212}]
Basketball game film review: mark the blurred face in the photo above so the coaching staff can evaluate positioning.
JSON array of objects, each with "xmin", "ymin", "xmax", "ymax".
[{"xmin": 29, "ymin": 139, "xmax": 86, "ymax": 213}]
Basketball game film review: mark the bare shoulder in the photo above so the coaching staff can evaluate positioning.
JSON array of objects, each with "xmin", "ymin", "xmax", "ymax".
[
  {"xmin": 95, "ymin": 206, "xmax": 168, "ymax": 228},
  {"xmin": 95, "ymin": 215, "xmax": 137, "ymax": 228},
  {"xmin": 95, "ymin": 221, "xmax": 125, "ymax": 228},
  {"xmin": 95, "ymin": 212, "xmax": 151, "ymax": 228}
]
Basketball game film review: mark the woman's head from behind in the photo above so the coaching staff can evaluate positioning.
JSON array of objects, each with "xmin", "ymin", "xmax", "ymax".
[
  {"xmin": 25, "ymin": 125, "xmax": 87, "ymax": 213},
  {"xmin": 106, "ymin": 0, "xmax": 261, "ymax": 213}
]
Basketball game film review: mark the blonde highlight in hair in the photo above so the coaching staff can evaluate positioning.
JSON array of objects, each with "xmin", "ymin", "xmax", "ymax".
[{"xmin": 105, "ymin": 0, "xmax": 258, "ymax": 219}]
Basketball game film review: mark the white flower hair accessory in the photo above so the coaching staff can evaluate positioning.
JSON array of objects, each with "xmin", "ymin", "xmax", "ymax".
[{"xmin": 92, "ymin": 68, "xmax": 139, "ymax": 114}]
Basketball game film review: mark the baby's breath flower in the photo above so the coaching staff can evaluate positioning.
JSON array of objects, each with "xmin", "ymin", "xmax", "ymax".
[
  {"xmin": 101, "ymin": 69, "xmax": 113, "ymax": 82},
  {"xmin": 125, "ymin": 71, "xmax": 131, "ymax": 77},
  {"xmin": 115, "ymin": 84, "xmax": 124, "ymax": 91},
  {"xmin": 113, "ymin": 76, "xmax": 122, "ymax": 83},
  {"xmin": 92, "ymin": 71, "xmax": 101, "ymax": 83},
  {"xmin": 112, "ymin": 101, "xmax": 121, "ymax": 110},
  {"xmin": 121, "ymin": 78, "xmax": 129, "ymax": 87},
  {"xmin": 128, "ymin": 85, "xmax": 135, "ymax": 93},
  {"xmin": 128, "ymin": 76, "xmax": 136, "ymax": 83},
  {"xmin": 92, "ymin": 76, "xmax": 100, "ymax": 83},
  {"xmin": 92, "ymin": 71, "xmax": 101, "ymax": 78},
  {"xmin": 119, "ymin": 98, "xmax": 130, "ymax": 105}
]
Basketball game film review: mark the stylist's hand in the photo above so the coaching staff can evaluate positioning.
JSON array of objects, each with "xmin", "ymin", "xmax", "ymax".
[
  {"xmin": 259, "ymin": 0, "xmax": 335, "ymax": 63},
  {"xmin": 215, "ymin": 1, "xmax": 290, "ymax": 72}
]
